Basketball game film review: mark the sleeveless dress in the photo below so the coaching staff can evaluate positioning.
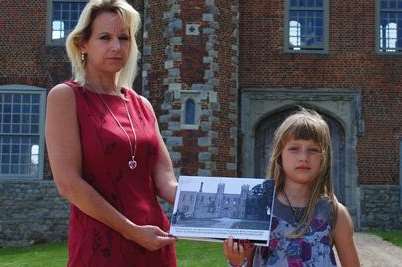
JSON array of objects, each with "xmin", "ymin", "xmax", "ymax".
[
  {"xmin": 253, "ymin": 197, "xmax": 337, "ymax": 267},
  {"xmin": 65, "ymin": 81, "xmax": 176, "ymax": 267}
]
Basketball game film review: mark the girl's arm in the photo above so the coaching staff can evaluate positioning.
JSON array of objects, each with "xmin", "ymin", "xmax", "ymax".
[
  {"xmin": 141, "ymin": 96, "xmax": 178, "ymax": 204},
  {"xmin": 46, "ymin": 85, "xmax": 175, "ymax": 251},
  {"xmin": 333, "ymin": 202, "xmax": 360, "ymax": 267},
  {"xmin": 223, "ymin": 238, "xmax": 255, "ymax": 267}
]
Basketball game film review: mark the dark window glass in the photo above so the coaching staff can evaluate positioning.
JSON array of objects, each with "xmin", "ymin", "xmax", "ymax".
[{"xmin": 185, "ymin": 99, "xmax": 196, "ymax": 124}]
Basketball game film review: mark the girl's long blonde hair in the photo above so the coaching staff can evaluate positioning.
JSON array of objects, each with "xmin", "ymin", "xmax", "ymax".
[
  {"xmin": 267, "ymin": 107, "xmax": 337, "ymax": 237},
  {"xmin": 65, "ymin": 0, "xmax": 141, "ymax": 89}
]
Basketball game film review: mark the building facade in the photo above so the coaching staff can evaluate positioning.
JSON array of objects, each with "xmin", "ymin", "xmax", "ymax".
[
  {"xmin": 1, "ymin": 0, "xmax": 401, "ymax": 246},
  {"xmin": 176, "ymin": 182, "xmax": 249, "ymax": 220}
]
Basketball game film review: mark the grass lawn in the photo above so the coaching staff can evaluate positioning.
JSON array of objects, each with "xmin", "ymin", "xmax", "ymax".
[
  {"xmin": 370, "ymin": 229, "xmax": 402, "ymax": 248},
  {"xmin": 0, "ymin": 240, "xmax": 226, "ymax": 267}
]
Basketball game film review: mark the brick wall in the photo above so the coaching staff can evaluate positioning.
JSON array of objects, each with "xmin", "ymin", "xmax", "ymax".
[
  {"xmin": 239, "ymin": 0, "xmax": 402, "ymax": 184},
  {"xmin": 0, "ymin": 1, "xmax": 69, "ymax": 90},
  {"xmin": 144, "ymin": 0, "xmax": 239, "ymax": 177}
]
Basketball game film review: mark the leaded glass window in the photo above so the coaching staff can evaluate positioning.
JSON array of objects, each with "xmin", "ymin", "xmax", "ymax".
[
  {"xmin": 378, "ymin": 0, "xmax": 402, "ymax": 52},
  {"xmin": 0, "ymin": 87, "xmax": 46, "ymax": 178},
  {"xmin": 49, "ymin": 0, "xmax": 86, "ymax": 44},
  {"xmin": 286, "ymin": 0, "xmax": 327, "ymax": 52}
]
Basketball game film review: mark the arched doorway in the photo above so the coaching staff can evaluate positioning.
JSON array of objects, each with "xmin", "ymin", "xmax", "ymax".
[{"xmin": 254, "ymin": 107, "xmax": 346, "ymax": 203}]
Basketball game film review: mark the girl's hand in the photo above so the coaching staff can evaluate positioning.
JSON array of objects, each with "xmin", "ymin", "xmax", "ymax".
[
  {"xmin": 129, "ymin": 224, "xmax": 176, "ymax": 251},
  {"xmin": 223, "ymin": 237, "xmax": 254, "ymax": 266}
]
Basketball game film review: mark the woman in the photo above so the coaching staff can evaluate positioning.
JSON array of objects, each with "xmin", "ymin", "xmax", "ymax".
[{"xmin": 45, "ymin": 0, "xmax": 177, "ymax": 266}]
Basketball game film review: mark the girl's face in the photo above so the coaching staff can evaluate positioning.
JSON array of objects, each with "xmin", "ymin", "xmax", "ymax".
[
  {"xmin": 80, "ymin": 12, "xmax": 130, "ymax": 76},
  {"xmin": 281, "ymin": 137, "xmax": 322, "ymax": 186}
]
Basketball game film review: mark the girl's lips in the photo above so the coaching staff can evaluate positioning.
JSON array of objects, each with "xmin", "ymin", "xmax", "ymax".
[{"xmin": 296, "ymin": 166, "xmax": 311, "ymax": 170}]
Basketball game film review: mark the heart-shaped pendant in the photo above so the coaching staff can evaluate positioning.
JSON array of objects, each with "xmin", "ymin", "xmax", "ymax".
[{"xmin": 129, "ymin": 159, "xmax": 137, "ymax": 169}]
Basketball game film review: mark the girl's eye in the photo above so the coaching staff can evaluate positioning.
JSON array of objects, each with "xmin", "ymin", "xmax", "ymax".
[
  {"xmin": 119, "ymin": 36, "xmax": 129, "ymax": 41},
  {"xmin": 288, "ymin": 147, "xmax": 299, "ymax": 152},
  {"xmin": 100, "ymin": 35, "xmax": 110, "ymax": 40},
  {"xmin": 308, "ymin": 148, "xmax": 321, "ymax": 154}
]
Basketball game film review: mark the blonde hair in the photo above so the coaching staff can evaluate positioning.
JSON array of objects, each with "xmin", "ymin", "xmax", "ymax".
[
  {"xmin": 65, "ymin": 0, "xmax": 141, "ymax": 89},
  {"xmin": 267, "ymin": 107, "xmax": 337, "ymax": 237}
]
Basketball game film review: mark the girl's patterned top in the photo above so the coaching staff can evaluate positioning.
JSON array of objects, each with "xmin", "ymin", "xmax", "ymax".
[{"xmin": 253, "ymin": 196, "xmax": 337, "ymax": 267}]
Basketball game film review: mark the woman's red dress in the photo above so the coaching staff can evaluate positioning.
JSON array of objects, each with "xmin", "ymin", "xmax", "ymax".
[{"xmin": 65, "ymin": 81, "xmax": 176, "ymax": 267}]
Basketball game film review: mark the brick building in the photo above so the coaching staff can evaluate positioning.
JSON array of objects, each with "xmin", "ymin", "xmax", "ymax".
[{"xmin": 1, "ymin": 0, "xmax": 401, "ymax": 246}]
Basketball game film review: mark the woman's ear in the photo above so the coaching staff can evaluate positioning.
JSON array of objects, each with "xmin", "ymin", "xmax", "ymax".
[
  {"xmin": 79, "ymin": 43, "xmax": 88, "ymax": 54},
  {"xmin": 77, "ymin": 37, "xmax": 88, "ymax": 54}
]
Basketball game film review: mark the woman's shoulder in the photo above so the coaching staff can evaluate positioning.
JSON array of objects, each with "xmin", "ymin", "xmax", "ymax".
[
  {"xmin": 125, "ymin": 89, "xmax": 155, "ymax": 113},
  {"xmin": 48, "ymin": 82, "xmax": 75, "ymax": 102}
]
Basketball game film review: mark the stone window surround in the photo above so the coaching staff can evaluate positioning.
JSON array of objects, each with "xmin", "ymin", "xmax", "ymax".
[
  {"xmin": 46, "ymin": 0, "xmax": 86, "ymax": 46},
  {"xmin": 241, "ymin": 88, "xmax": 363, "ymax": 228},
  {"xmin": 283, "ymin": 0, "xmax": 329, "ymax": 54},
  {"xmin": 375, "ymin": 0, "xmax": 402, "ymax": 54},
  {"xmin": 0, "ymin": 85, "xmax": 47, "ymax": 180}
]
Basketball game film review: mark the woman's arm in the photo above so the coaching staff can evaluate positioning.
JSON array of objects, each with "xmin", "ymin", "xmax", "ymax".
[
  {"xmin": 140, "ymin": 96, "xmax": 178, "ymax": 204},
  {"xmin": 333, "ymin": 202, "xmax": 360, "ymax": 267},
  {"xmin": 46, "ymin": 84, "xmax": 175, "ymax": 251}
]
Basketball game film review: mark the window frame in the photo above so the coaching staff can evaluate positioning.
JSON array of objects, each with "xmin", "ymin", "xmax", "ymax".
[
  {"xmin": 46, "ymin": 0, "xmax": 87, "ymax": 46},
  {"xmin": 0, "ymin": 85, "xmax": 47, "ymax": 180},
  {"xmin": 376, "ymin": 0, "xmax": 402, "ymax": 54},
  {"xmin": 284, "ymin": 0, "xmax": 329, "ymax": 54}
]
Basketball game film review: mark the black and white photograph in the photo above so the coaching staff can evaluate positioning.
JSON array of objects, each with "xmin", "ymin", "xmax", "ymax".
[{"xmin": 170, "ymin": 176, "xmax": 276, "ymax": 245}]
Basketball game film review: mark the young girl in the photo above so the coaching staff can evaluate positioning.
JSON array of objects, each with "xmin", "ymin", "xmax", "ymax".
[{"xmin": 223, "ymin": 108, "xmax": 360, "ymax": 267}]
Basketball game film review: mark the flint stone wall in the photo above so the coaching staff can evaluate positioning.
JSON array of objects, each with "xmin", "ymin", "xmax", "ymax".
[{"xmin": 0, "ymin": 180, "xmax": 69, "ymax": 247}]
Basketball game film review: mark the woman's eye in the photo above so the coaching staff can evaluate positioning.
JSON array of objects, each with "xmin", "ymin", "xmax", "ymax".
[
  {"xmin": 119, "ymin": 36, "xmax": 129, "ymax": 41},
  {"xmin": 100, "ymin": 36, "xmax": 110, "ymax": 40},
  {"xmin": 288, "ymin": 147, "xmax": 299, "ymax": 152}
]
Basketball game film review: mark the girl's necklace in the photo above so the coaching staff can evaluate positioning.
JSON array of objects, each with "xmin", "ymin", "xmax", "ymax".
[
  {"xmin": 96, "ymin": 93, "xmax": 138, "ymax": 170},
  {"xmin": 283, "ymin": 191, "xmax": 304, "ymax": 223}
]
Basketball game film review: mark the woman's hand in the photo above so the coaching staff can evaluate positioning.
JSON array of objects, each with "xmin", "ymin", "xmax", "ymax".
[
  {"xmin": 128, "ymin": 224, "xmax": 176, "ymax": 251},
  {"xmin": 223, "ymin": 237, "xmax": 254, "ymax": 266}
]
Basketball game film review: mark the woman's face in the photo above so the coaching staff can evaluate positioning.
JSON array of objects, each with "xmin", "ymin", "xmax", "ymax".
[{"xmin": 81, "ymin": 11, "xmax": 130, "ymax": 75}]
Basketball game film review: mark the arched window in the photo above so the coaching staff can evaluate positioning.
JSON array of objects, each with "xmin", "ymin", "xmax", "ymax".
[{"xmin": 184, "ymin": 98, "xmax": 196, "ymax": 125}]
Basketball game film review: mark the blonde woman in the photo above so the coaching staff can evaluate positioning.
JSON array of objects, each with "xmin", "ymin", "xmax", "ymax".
[
  {"xmin": 223, "ymin": 108, "xmax": 360, "ymax": 267},
  {"xmin": 45, "ymin": 0, "xmax": 177, "ymax": 266}
]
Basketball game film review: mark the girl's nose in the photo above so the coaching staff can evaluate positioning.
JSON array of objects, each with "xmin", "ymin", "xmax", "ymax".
[{"xmin": 297, "ymin": 150, "xmax": 309, "ymax": 161}]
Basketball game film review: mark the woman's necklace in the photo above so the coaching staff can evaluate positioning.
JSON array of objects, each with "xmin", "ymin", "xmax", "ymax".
[
  {"xmin": 96, "ymin": 93, "xmax": 138, "ymax": 170},
  {"xmin": 283, "ymin": 191, "xmax": 305, "ymax": 223}
]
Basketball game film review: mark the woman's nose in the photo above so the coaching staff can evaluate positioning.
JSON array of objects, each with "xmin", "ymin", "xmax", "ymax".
[{"xmin": 111, "ymin": 38, "xmax": 121, "ymax": 50}]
